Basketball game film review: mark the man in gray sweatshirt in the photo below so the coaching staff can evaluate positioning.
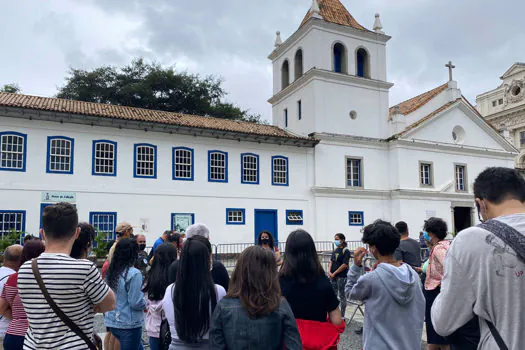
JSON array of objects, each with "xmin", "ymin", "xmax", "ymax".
[
  {"xmin": 432, "ymin": 167, "xmax": 525, "ymax": 349},
  {"xmin": 345, "ymin": 220, "xmax": 425, "ymax": 350}
]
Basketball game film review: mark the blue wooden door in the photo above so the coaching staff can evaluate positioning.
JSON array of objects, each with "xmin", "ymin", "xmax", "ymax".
[{"xmin": 254, "ymin": 209, "xmax": 278, "ymax": 244}]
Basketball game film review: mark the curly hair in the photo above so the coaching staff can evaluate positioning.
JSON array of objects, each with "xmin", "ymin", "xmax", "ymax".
[
  {"xmin": 424, "ymin": 217, "xmax": 448, "ymax": 240},
  {"xmin": 256, "ymin": 231, "xmax": 275, "ymax": 250},
  {"xmin": 361, "ymin": 220, "xmax": 400, "ymax": 256}
]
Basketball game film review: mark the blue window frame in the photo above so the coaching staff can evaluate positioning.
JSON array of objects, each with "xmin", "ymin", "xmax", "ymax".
[
  {"xmin": 226, "ymin": 208, "xmax": 246, "ymax": 225},
  {"xmin": 349, "ymin": 211, "xmax": 364, "ymax": 226},
  {"xmin": 171, "ymin": 213, "xmax": 195, "ymax": 233},
  {"xmin": 0, "ymin": 132, "xmax": 27, "ymax": 172},
  {"xmin": 46, "ymin": 136, "xmax": 74, "ymax": 174},
  {"xmin": 272, "ymin": 156, "xmax": 289, "ymax": 186},
  {"xmin": 208, "ymin": 150, "xmax": 228, "ymax": 183},
  {"xmin": 172, "ymin": 147, "xmax": 194, "ymax": 181},
  {"xmin": 92, "ymin": 140, "xmax": 117, "ymax": 176},
  {"xmin": 286, "ymin": 210, "xmax": 303, "ymax": 225},
  {"xmin": 241, "ymin": 153, "xmax": 259, "ymax": 184},
  {"xmin": 284, "ymin": 109, "xmax": 288, "ymax": 127},
  {"xmin": 0, "ymin": 210, "xmax": 26, "ymax": 238},
  {"xmin": 297, "ymin": 100, "xmax": 302, "ymax": 120},
  {"xmin": 89, "ymin": 212, "xmax": 117, "ymax": 241},
  {"xmin": 134, "ymin": 143, "xmax": 157, "ymax": 178}
]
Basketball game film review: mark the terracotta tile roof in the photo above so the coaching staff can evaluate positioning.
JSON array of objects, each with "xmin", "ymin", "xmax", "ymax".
[
  {"xmin": 0, "ymin": 92, "xmax": 312, "ymax": 141},
  {"xmin": 300, "ymin": 0, "xmax": 368, "ymax": 31},
  {"xmin": 389, "ymin": 83, "xmax": 448, "ymax": 117},
  {"xmin": 390, "ymin": 99, "xmax": 460, "ymax": 139}
]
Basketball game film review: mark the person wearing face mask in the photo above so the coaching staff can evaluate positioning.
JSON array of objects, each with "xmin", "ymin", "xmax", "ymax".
[
  {"xmin": 431, "ymin": 167, "xmax": 525, "ymax": 350},
  {"xmin": 328, "ymin": 233, "xmax": 351, "ymax": 319},
  {"xmin": 345, "ymin": 220, "xmax": 425, "ymax": 350},
  {"xmin": 421, "ymin": 218, "xmax": 450, "ymax": 350},
  {"xmin": 135, "ymin": 234, "xmax": 149, "ymax": 276},
  {"xmin": 257, "ymin": 231, "xmax": 282, "ymax": 266}
]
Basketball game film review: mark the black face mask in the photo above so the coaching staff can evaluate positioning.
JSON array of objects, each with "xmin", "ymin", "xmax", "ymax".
[
  {"xmin": 261, "ymin": 238, "xmax": 270, "ymax": 245},
  {"xmin": 138, "ymin": 244, "xmax": 146, "ymax": 251}
]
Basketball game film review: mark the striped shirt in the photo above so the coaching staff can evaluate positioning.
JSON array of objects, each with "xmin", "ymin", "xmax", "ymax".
[
  {"xmin": 1, "ymin": 273, "xmax": 28, "ymax": 336},
  {"xmin": 18, "ymin": 253, "xmax": 110, "ymax": 350}
]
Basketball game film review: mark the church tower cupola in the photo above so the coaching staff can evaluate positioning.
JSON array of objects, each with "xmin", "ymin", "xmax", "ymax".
[{"xmin": 268, "ymin": 0, "xmax": 393, "ymax": 139}]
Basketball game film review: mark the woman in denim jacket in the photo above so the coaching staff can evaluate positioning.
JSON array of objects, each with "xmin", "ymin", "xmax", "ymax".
[
  {"xmin": 105, "ymin": 238, "xmax": 147, "ymax": 350},
  {"xmin": 210, "ymin": 246, "xmax": 302, "ymax": 350}
]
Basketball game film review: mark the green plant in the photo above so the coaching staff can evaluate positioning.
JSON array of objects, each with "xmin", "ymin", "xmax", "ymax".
[
  {"xmin": 0, "ymin": 230, "xmax": 24, "ymax": 251},
  {"xmin": 92, "ymin": 230, "xmax": 109, "ymax": 259}
]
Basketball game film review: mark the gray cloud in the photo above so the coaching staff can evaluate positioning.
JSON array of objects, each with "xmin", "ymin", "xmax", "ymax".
[{"xmin": 1, "ymin": 0, "xmax": 524, "ymax": 121}]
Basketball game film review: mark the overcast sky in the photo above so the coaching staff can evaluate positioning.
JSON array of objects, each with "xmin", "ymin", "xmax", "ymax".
[{"xmin": 1, "ymin": 0, "xmax": 524, "ymax": 122}]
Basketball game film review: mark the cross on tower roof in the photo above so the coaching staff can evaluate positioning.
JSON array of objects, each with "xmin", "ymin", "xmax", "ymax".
[{"xmin": 445, "ymin": 61, "xmax": 456, "ymax": 82}]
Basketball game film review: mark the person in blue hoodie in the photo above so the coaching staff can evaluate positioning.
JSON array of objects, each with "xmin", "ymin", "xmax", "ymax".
[{"xmin": 345, "ymin": 219, "xmax": 425, "ymax": 350}]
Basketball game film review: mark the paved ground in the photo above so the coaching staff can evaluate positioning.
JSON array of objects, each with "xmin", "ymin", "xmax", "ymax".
[{"xmin": 95, "ymin": 308, "xmax": 428, "ymax": 350}]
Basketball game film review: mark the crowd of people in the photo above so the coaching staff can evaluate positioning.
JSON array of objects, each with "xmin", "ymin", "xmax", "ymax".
[{"xmin": 0, "ymin": 166, "xmax": 522, "ymax": 350}]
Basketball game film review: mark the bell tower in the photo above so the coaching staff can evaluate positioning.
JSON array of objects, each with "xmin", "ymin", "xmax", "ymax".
[{"xmin": 268, "ymin": 0, "xmax": 393, "ymax": 139}]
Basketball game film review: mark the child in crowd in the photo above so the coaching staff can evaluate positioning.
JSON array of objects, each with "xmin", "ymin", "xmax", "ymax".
[{"xmin": 345, "ymin": 220, "xmax": 425, "ymax": 350}]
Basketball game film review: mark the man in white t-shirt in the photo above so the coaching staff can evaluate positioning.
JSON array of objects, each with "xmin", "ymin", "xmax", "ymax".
[
  {"xmin": 432, "ymin": 167, "xmax": 525, "ymax": 349},
  {"xmin": 18, "ymin": 202, "xmax": 116, "ymax": 349},
  {"xmin": 0, "ymin": 244, "xmax": 22, "ymax": 341}
]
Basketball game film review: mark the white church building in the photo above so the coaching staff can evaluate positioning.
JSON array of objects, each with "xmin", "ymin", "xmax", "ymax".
[{"xmin": 0, "ymin": 0, "xmax": 517, "ymax": 244}]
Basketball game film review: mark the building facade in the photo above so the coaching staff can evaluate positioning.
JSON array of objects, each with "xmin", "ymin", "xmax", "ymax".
[
  {"xmin": 0, "ymin": 0, "xmax": 517, "ymax": 245},
  {"xmin": 476, "ymin": 62, "xmax": 525, "ymax": 168}
]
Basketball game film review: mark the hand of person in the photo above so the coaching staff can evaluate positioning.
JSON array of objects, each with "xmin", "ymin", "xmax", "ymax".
[
  {"xmin": 414, "ymin": 267, "xmax": 423, "ymax": 273},
  {"xmin": 354, "ymin": 247, "xmax": 367, "ymax": 267},
  {"xmin": 328, "ymin": 272, "xmax": 334, "ymax": 279}
]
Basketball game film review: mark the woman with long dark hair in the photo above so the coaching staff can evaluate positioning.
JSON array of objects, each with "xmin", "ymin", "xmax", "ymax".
[
  {"xmin": 143, "ymin": 243, "xmax": 177, "ymax": 350},
  {"xmin": 0, "ymin": 240, "xmax": 45, "ymax": 349},
  {"xmin": 70, "ymin": 222, "xmax": 96, "ymax": 259},
  {"xmin": 104, "ymin": 238, "xmax": 146, "ymax": 350},
  {"xmin": 210, "ymin": 246, "xmax": 301, "ymax": 349},
  {"xmin": 162, "ymin": 236, "xmax": 226, "ymax": 349},
  {"xmin": 256, "ymin": 231, "xmax": 281, "ymax": 265},
  {"xmin": 280, "ymin": 229, "xmax": 342, "ymax": 324}
]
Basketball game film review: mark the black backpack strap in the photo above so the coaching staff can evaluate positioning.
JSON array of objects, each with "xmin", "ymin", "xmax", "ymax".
[
  {"xmin": 486, "ymin": 320, "xmax": 508, "ymax": 350},
  {"xmin": 479, "ymin": 220, "xmax": 525, "ymax": 264}
]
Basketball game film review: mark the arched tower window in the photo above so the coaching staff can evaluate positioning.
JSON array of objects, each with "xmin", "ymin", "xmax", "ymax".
[
  {"xmin": 333, "ymin": 43, "xmax": 347, "ymax": 73},
  {"xmin": 294, "ymin": 49, "xmax": 303, "ymax": 80},
  {"xmin": 281, "ymin": 60, "xmax": 290, "ymax": 90},
  {"xmin": 356, "ymin": 48, "xmax": 370, "ymax": 78}
]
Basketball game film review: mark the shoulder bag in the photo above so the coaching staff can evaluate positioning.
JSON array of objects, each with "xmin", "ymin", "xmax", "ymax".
[{"xmin": 31, "ymin": 259, "xmax": 102, "ymax": 350}]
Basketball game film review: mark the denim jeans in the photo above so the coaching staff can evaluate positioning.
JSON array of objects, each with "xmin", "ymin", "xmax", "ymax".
[
  {"xmin": 331, "ymin": 277, "xmax": 347, "ymax": 318},
  {"xmin": 3, "ymin": 333, "xmax": 24, "ymax": 350},
  {"xmin": 149, "ymin": 336, "xmax": 160, "ymax": 350},
  {"xmin": 109, "ymin": 327, "xmax": 144, "ymax": 350}
]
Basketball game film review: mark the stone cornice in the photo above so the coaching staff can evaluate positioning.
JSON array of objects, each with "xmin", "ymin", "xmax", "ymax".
[
  {"xmin": 391, "ymin": 139, "xmax": 517, "ymax": 158},
  {"xmin": 268, "ymin": 69, "xmax": 393, "ymax": 105},
  {"xmin": 311, "ymin": 186, "xmax": 475, "ymax": 201}
]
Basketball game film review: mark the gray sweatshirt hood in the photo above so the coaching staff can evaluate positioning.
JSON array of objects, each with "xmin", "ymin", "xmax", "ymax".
[{"xmin": 375, "ymin": 263, "xmax": 418, "ymax": 305}]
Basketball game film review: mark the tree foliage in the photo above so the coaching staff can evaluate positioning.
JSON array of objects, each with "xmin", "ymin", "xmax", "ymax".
[
  {"xmin": 0, "ymin": 83, "xmax": 21, "ymax": 94},
  {"xmin": 57, "ymin": 58, "xmax": 263, "ymax": 123}
]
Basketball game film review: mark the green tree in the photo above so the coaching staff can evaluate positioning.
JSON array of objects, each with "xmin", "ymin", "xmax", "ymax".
[
  {"xmin": 0, "ymin": 83, "xmax": 21, "ymax": 94},
  {"xmin": 57, "ymin": 58, "xmax": 263, "ymax": 123}
]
